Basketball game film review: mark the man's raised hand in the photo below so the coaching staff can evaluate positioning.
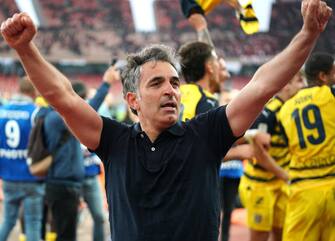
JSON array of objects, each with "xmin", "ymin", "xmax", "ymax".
[
  {"xmin": 103, "ymin": 65, "xmax": 121, "ymax": 85},
  {"xmin": 301, "ymin": 0, "xmax": 332, "ymax": 34},
  {"xmin": 1, "ymin": 13, "xmax": 36, "ymax": 51}
]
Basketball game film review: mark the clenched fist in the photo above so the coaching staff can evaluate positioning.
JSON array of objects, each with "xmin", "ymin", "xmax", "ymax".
[
  {"xmin": 301, "ymin": 0, "xmax": 332, "ymax": 34},
  {"xmin": 1, "ymin": 12, "xmax": 37, "ymax": 51}
]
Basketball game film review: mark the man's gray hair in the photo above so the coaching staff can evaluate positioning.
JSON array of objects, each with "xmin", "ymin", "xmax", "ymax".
[{"xmin": 121, "ymin": 44, "xmax": 178, "ymax": 97}]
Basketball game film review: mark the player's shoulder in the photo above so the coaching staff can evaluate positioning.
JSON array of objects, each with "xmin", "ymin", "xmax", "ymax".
[
  {"xmin": 265, "ymin": 97, "xmax": 284, "ymax": 113},
  {"xmin": 180, "ymin": 84, "xmax": 201, "ymax": 94}
]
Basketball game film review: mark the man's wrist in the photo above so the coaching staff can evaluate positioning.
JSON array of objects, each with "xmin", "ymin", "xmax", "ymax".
[
  {"xmin": 300, "ymin": 26, "xmax": 320, "ymax": 40},
  {"xmin": 16, "ymin": 42, "xmax": 36, "ymax": 57}
]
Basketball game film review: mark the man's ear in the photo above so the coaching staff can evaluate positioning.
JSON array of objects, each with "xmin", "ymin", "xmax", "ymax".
[
  {"xmin": 280, "ymin": 85, "xmax": 288, "ymax": 94},
  {"xmin": 126, "ymin": 92, "xmax": 139, "ymax": 112},
  {"xmin": 318, "ymin": 71, "xmax": 329, "ymax": 84},
  {"xmin": 205, "ymin": 61, "xmax": 214, "ymax": 75}
]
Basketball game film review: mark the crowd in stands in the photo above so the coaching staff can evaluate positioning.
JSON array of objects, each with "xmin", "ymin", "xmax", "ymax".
[
  {"xmin": 0, "ymin": 0, "xmax": 334, "ymax": 62},
  {"xmin": 1, "ymin": 0, "xmax": 333, "ymax": 97}
]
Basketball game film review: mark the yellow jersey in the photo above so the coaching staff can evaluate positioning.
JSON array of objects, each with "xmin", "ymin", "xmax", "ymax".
[
  {"xmin": 278, "ymin": 85, "xmax": 335, "ymax": 183},
  {"xmin": 180, "ymin": 83, "xmax": 218, "ymax": 121},
  {"xmin": 244, "ymin": 97, "xmax": 290, "ymax": 182}
]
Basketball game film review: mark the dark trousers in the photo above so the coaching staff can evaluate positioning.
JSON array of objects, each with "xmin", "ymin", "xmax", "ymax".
[
  {"xmin": 220, "ymin": 177, "xmax": 240, "ymax": 241},
  {"xmin": 45, "ymin": 183, "xmax": 81, "ymax": 241}
]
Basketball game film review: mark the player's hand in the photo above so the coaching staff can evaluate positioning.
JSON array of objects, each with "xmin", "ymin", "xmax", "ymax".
[
  {"xmin": 276, "ymin": 169, "xmax": 290, "ymax": 183},
  {"xmin": 234, "ymin": 144, "xmax": 255, "ymax": 160},
  {"xmin": 103, "ymin": 65, "xmax": 121, "ymax": 85},
  {"xmin": 301, "ymin": 0, "xmax": 332, "ymax": 34},
  {"xmin": 253, "ymin": 132, "xmax": 271, "ymax": 150},
  {"xmin": 1, "ymin": 13, "xmax": 37, "ymax": 51},
  {"xmin": 188, "ymin": 13, "xmax": 207, "ymax": 31}
]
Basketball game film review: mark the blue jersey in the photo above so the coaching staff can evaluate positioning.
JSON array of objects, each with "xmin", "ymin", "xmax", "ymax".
[
  {"xmin": 81, "ymin": 144, "xmax": 101, "ymax": 177},
  {"xmin": 0, "ymin": 96, "xmax": 40, "ymax": 181}
]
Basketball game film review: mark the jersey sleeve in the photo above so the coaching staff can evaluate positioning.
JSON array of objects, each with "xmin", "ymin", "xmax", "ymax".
[
  {"xmin": 250, "ymin": 108, "xmax": 276, "ymax": 134},
  {"xmin": 195, "ymin": 98, "xmax": 219, "ymax": 116}
]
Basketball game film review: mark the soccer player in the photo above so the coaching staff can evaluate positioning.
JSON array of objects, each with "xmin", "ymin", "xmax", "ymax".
[
  {"xmin": 278, "ymin": 52, "xmax": 335, "ymax": 241},
  {"xmin": 178, "ymin": 41, "xmax": 221, "ymax": 121},
  {"xmin": 239, "ymin": 72, "xmax": 305, "ymax": 241}
]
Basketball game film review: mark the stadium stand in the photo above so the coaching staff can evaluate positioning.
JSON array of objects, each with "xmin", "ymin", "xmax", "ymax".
[
  {"xmin": 1, "ymin": 0, "xmax": 334, "ymax": 62},
  {"xmin": 0, "ymin": 0, "xmax": 334, "ymax": 95}
]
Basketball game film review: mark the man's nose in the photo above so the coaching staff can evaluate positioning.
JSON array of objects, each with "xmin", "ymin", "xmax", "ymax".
[{"xmin": 163, "ymin": 82, "xmax": 175, "ymax": 95}]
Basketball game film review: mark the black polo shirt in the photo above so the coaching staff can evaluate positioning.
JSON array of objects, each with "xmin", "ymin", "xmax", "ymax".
[{"xmin": 94, "ymin": 106, "xmax": 238, "ymax": 241}]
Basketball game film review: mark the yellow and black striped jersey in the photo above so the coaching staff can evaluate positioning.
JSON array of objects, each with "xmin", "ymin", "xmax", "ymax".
[
  {"xmin": 180, "ymin": 0, "xmax": 259, "ymax": 35},
  {"xmin": 244, "ymin": 97, "xmax": 290, "ymax": 182},
  {"xmin": 180, "ymin": 83, "xmax": 219, "ymax": 121},
  {"xmin": 278, "ymin": 85, "xmax": 335, "ymax": 184}
]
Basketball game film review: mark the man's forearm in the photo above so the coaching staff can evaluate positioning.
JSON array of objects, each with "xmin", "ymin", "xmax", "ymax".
[
  {"xmin": 16, "ymin": 42, "xmax": 74, "ymax": 109},
  {"xmin": 226, "ymin": 0, "xmax": 332, "ymax": 137},
  {"xmin": 223, "ymin": 144, "xmax": 253, "ymax": 161},
  {"xmin": 197, "ymin": 28, "xmax": 215, "ymax": 48},
  {"xmin": 226, "ymin": 29, "xmax": 320, "ymax": 137},
  {"xmin": 256, "ymin": 152, "xmax": 289, "ymax": 182},
  {"xmin": 188, "ymin": 13, "xmax": 215, "ymax": 48},
  {"xmin": 253, "ymin": 29, "xmax": 319, "ymax": 98},
  {"xmin": 253, "ymin": 142, "xmax": 289, "ymax": 182},
  {"xmin": 224, "ymin": 147, "xmax": 241, "ymax": 161}
]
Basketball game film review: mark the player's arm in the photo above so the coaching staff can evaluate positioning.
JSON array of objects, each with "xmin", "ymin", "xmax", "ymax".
[
  {"xmin": 226, "ymin": 0, "xmax": 332, "ymax": 137},
  {"xmin": 223, "ymin": 144, "xmax": 254, "ymax": 161},
  {"xmin": 89, "ymin": 65, "xmax": 120, "ymax": 110},
  {"xmin": 252, "ymin": 134, "xmax": 289, "ymax": 182},
  {"xmin": 1, "ymin": 13, "xmax": 102, "ymax": 150},
  {"xmin": 188, "ymin": 13, "xmax": 215, "ymax": 48}
]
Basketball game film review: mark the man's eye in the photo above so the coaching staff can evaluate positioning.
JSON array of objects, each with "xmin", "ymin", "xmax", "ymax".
[{"xmin": 172, "ymin": 81, "xmax": 180, "ymax": 87}]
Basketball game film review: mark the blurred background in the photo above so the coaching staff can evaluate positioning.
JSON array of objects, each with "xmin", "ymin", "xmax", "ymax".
[{"xmin": 1, "ymin": 0, "xmax": 334, "ymax": 96}]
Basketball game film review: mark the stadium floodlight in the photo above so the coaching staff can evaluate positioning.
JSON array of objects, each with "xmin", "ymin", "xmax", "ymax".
[
  {"xmin": 129, "ymin": 0, "xmax": 157, "ymax": 32},
  {"xmin": 15, "ymin": 0, "xmax": 41, "ymax": 27}
]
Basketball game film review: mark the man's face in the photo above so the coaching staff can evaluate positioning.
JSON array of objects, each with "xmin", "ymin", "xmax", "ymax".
[
  {"xmin": 218, "ymin": 58, "xmax": 230, "ymax": 83},
  {"xmin": 208, "ymin": 54, "xmax": 221, "ymax": 93},
  {"xmin": 208, "ymin": 56, "xmax": 230, "ymax": 94},
  {"xmin": 134, "ymin": 61, "xmax": 181, "ymax": 130}
]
